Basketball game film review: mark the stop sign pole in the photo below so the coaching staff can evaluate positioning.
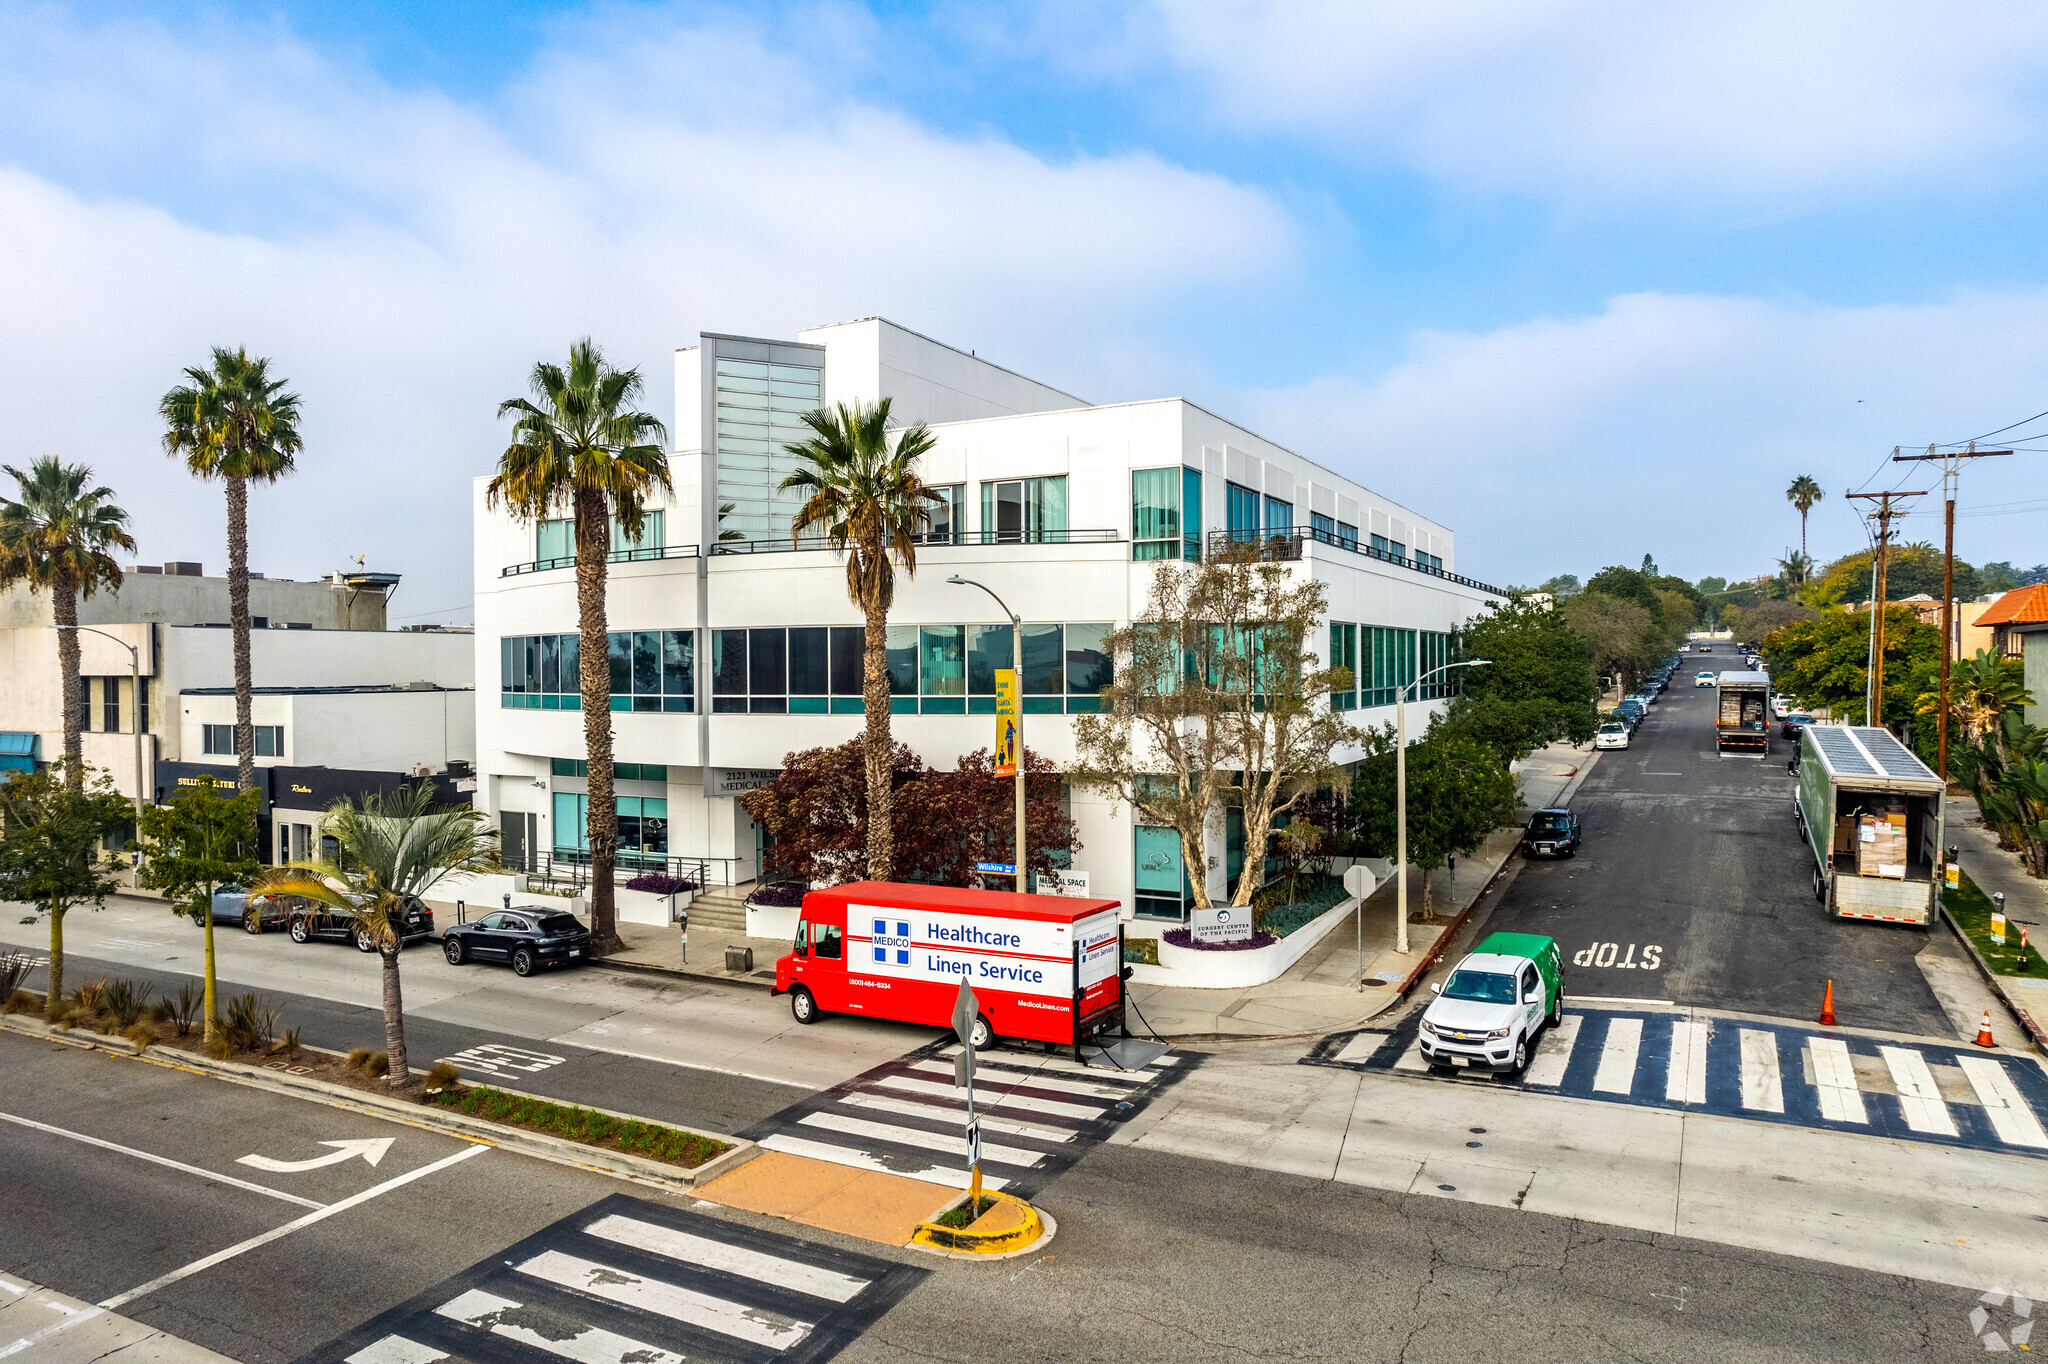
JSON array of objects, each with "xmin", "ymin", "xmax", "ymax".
[{"xmin": 952, "ymin": 979, "xmax": 983, "ymax": 1208}]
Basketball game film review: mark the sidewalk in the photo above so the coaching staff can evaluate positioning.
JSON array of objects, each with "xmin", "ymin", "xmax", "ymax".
[
  {"xmin": 598, "ymin": 920, "xmax": 791, "ymax": 986},
  {"xmin": 1127, "ymin": 740, "xmax": 1599, "ymax": 1040},
  {"xmin": 1948, "ymin": 792, "xmax": 2048, "ymax": 1042}
]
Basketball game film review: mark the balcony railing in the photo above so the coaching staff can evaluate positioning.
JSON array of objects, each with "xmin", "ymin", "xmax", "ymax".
[
  {"xmin": 710, "ymin": 528, "xmax": 1123, "ymax": 555},
  {"xmin": 502, "ymin": 850, "xmax": 746, "ymax": 893},
  {"xmin": 1206, "ymin": 528, "xmax": 1506, "ymax": 597},
  {"xmin": 500, "ymin": 544, "xmax": 701, "ymax": 578}
]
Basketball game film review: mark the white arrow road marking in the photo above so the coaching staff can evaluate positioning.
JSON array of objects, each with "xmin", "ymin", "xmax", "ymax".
[{"xmin": 237, "ymin": 1137, "xmax": 395, "ymax": 1173}]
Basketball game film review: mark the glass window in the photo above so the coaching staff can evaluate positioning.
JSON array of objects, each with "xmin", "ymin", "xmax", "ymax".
[
  {"xmin": 712, "ymin": 629, "xmax": 748, "ymax": 695},
  {"xmin": 920, "ymin": 625, "xmax": 965, "ymax": 696},
  {"xmin": 967, "ymin": 624, "xmax": 1012, "ymax": 694},
  {"xmin": 813, "ymin": 923, "xmax": 843, "ymax": 960},
  {"xmin": 612, "ymin": 510, "xmax": 662, "ymax": 556},
  {"xmin": 885, "ymin": 626, "xmax": 919, "ymax": 694},
  {"xmin": 1336, "ymin": 520, "xmax": 1358, "ymax": 550},
  {"xmin": 661, "ymin": 631, "xmax": 692, "ymax": 695},
  {"xmin": 501, "ymin": 637, "xmax": 513, "ymax": 693},
  {"xmin": 559, "ymin": 634, "xmax": 579, "ymax": 692},
  {"xmin": 1184, "ymin": 468, "xmax": 1203, "ymax": 558},
  {"xmin": 536, "ymin": 519, "xmax": 572, "ymax": 563},
  {"xmin": 789, "ymin": 627, "xmax": 828, "ymax": 695},
  {"xmin": 1132, "ymin": 467, "xmax": 1179, "ymax": 560},
  {"xmin": 1065, "ymin": 624, "xmax": 1113, "ymax": 695},
  {"xmin": 1389, "ymin": 540, "xmax": 1406, "ymax": 561},
  {"xmin": 254, "ymin": 726, "xmax": 283, "ymax": 757},
  {"xmin": 633, "ymin": 632, "xmax": 661, "ymax": 694},
  {"xmin": 749, "ymin": 628, "xmax": 788, "ymax": 695},
  {"xmin": 552, "ymin": 791, "xmax": 589, "ymax": 855},
  {"xmin": 1370, "ymin": 533, "xmax": 1390, "ymax": 556},
  {"xmin": 1134, "ymin": 825, "xmax": 1188, "ymax": 920},
  {"xmin": 524, "ymin": 637, "xmax": 541, "ymax": 693},
  {"xmin": 607, "ymin": 633, "xmax": 631, "ymax": 695},
  {"xmin": 924, "ymin": 485, "xmax": 964, "ymax": 543},
  {"xmin": 830, "ymin": 626, "xmax": 865, "ymax": 695},
  {"xmin": 1021, "ymin": 624, "xmax": 1062, "ymax": 695},
  {"xmin": 1329, "ymin": 623, "xmax": 1358, "ymax": 710},
  {"xmin": 1311, "ymin": 512, "xmax": 1335, "ymax": 541},
  {"xmin": 1226, "ymin": 481, "xmax": 1260, "ymax": 535},
  {"xmin": 1264, "ymin": 496, "xmax": 1293, "ymax": 531},
  {"xmin": 540, "ymin": 635, "xmax": 560, "ymax": 694},
  {"xmin": 980, "ymin": 477, "xmax": 1068, "ymax": 542}
]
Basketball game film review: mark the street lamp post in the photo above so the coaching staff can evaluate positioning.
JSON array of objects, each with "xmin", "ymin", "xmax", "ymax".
[
  {"xmin": 50, "ymin": 624, "xmax": 146, "ymax": 866},
  {"xmin": 948, "ymin": 576, "xmax": 1026, "ymax": 893},
  {"xmin": 1393, "ymin": 658, "xmax": 1488, "ymax": 956}
]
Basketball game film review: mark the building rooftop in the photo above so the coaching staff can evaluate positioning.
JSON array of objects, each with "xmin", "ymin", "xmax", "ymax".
[{"xmin": 1977, "ymin": 584, "xmax": 2048, "ymax": 627}]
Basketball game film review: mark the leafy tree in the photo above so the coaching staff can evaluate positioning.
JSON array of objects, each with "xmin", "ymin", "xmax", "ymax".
[
  {"xmin": 0, "ymin": 764, "xmax": 133, "ymax": 1016},
  {"xmin": 743, "ymin": 739, "xmax": 924, "ymax": 887},
  {"xmin": 1786, "ymin": 475, "xmax": 1824, "ymax": 558},
  {"xmin": 1562, "ymin": 591, "xmax": 1660, "ymax": 691},
  {"xmin": 1585, "ymin": 565, "xmax": 1661, "ymax": 617},
  {"xmin": 489, "ymin": 338, "xmax": 668, "ymax": 955},
  {"xmin": 1536, "ymin": 574, "xmax": 1582, "ymax": 601},
  {"xmin": 256, "ymin": 784, "xmax": 497, "ymax": 1091},
  {"xmin": 1070, "ymin": 554, "xmax": 1358, "ymax": 909},
  {"xmin": 1345, "ymin": 727, "xmax": 1519, "ymax": 918},
  {"xmin": 1981, "ymin": 562, "xmax": 2048, "ymax": 593},
  {"xmin": 1760, "ymin": 606, "xmax": 1939, "ymax": 729},
  {"xmin": 0, "ymin": 458, "xmax": 135, "ymax": 788},
  {"xmin": 160, "ymin": 349, "xmax": 302, "ymax": 798},
  {"xmin": 779, "ymin": 398, "xmax": 942, "ymax": 883},
  {"xmin": 1440, "ymin": 598, "xmax": 1598, "ymax": 757},
  {"xmin": 138, "ymin": 775, "xmax": 261, "ymax": 1049},
  {"xmin": 1729, "ymin": 598, "xmax": 1816, "ymax": 645},
  {"xmin": 1808, "ymin": 544, "xmax": 1983, "ymax": 606},
  {"xmin": 1696, "ymin": 576, "xmax": 1728, "ymax": 596}
]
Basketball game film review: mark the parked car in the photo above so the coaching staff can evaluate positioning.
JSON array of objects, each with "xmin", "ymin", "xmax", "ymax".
[
  {"xmin": 1521, "ymin": 809, "xmax": 1582, "ymax": 857},
  {"xmin": 1772, "ymin": 693, "xmax": 1794, "ymax": 717},
  {"xmin": 1594, "ymin": 719, "xmax": 1630, "ymax": 750},
  {"xmin": 1634, "ymin": 688, "xmax": 1658, "ymax": 707},
  {"xmin": 1781, "ymin": 709, "xmax": 1813, "ymax": 737},
  {"xmin": 1419, "ymin": 932, "xmax": 1565, "ymax": 1074},
  {"xmin": 443, "ymin": 906, "xmax": 593, "ymax": 976},
  {"xmin": 1614, "ymin": 701, "xmax": 1644, "ymax": 729},
  {"xmin": 207, "ymin": 884, "xmax": 295, "ymax": 932},
  {"xmin": 287, "ymin": 897, "xmax": 436, "ymax": 951},
  {"xmin": 1695, "ymin": 671, "xmax": 1717, "ymax": 687},
  {"xmin": 1695, "ymin": 643, "xmax": 1713, "ymax": 652}
]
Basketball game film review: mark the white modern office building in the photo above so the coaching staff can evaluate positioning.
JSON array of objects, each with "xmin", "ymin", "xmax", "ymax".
[{"xmin": 472, "ymin": 317, "xmax": 1504, "ymax": 925}]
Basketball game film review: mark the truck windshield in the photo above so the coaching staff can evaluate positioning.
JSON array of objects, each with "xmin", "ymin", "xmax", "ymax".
[{"xmin": 1443, "ymin": 970, "xmax": 1516, "ymax": 1004}]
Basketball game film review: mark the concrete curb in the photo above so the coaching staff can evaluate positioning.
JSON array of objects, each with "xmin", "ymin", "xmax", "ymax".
[
  {"xmin": 1940, "ymin": 903, "xmax": 2048, "ymax": 1054},
  {"xmin": 0, "ymin": 1013, "xmax": 762, "ymax": 1190},
  {"xmin": 906, "ymin": 1193, "xmax": 1059, "ymax": 1262},
  {"xmin": 589, "ymin": 954, "xmax": 774, "ymax": 991}
]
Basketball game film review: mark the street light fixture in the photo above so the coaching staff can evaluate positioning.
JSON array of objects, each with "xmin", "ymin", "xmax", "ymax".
[
  {"xmin": 49, "ymin": 624, "xmax": 146, "ymax": 868},
  {"xmin": 1392, "ymin": 658, "xmax": 1489, "ymax": 956},
  {"xmin": 947, "ymin": 574, "xmax": 1026, "ymax": 894}
]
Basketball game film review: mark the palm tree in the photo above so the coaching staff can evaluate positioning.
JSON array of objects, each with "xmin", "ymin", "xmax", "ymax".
[
  {"xmin": 1777, "ymin": 549, "xmax": 1813, "ymax": 590},
  {"xmin": 779, "ymin": 399, "xmax": 941, "ymax": 881},
  {"xmin": 1786, "ymin": 475, "xmax": 1824, "ymax": 558},
  {"xmin": 0, "ymin": 459, "xmax": 135, "ymax": 790},
  {"xmin": 254, "ymin": 783, "xmax": 497, "ymax": 1091},
  {"xmin": 488, "ymin": 339, "xmax": 668, "ymax": 954},
  {"xmin": 159, "ymin": 349, "xmax": 302, "ymax": 798}
]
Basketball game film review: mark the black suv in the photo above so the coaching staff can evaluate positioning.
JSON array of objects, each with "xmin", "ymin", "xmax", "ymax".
[
  {"xmin": 287, "ymin": 897, "xmax": 436, "ymax": 952},
  {"xmin": 1522, "ymin": 809, "xmax": 1582, "ymax": 858},
  {"xmin": 442, "ymin": 906, "xmax": 593, "ymax": 976}
]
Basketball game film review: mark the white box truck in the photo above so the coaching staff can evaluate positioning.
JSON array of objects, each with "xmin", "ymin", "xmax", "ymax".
[{"xmin": 1793, "ymin": 725, "xmax": 1947, "ymax": 926}]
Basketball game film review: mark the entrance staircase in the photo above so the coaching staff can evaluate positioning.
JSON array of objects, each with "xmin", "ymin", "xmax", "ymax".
[{"xmin": 685, "ymin": 884, "xmax": 754, "ymax": 937}]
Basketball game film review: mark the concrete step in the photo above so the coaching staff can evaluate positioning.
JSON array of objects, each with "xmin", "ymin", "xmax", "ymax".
[{"xmin": 685, "ymin": 891, "xmax": 751, "ymax": 934}]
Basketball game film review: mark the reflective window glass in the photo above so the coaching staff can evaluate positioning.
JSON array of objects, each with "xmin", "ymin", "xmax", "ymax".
[
  {"xmin": 788, "ymin": 627, "xmax": 828, "ymax": 694},
  {"xmin": 1021, "ymin": 624, "xmax": 1062, "ymax": 695},
  {"xmin": 661, "ymin": 631, "xmax": 692, "ymax": 695},
  {"xmin": 633, "ymin": 632, "xmax": 661, "ymax": 694},
  {"xmin": 749, "ymin": 628, "xmax": 787, "ymax": 696},
  {"xmin": 920, "ymin": 626, "xmax": 965, "ymax": 696},
  {"xmin": 607, "ymin": 633, "xmax": 631, "ymax": 694},
  {"xmin": 712, "ymin": 629, "xmax": 748, "ymax": 694},
  {"xmin": 830, "ymin": 626, "xmax": 865, "ymax": 695},
  {"xmin": 885, "ymin": 626, "xmax": 919, "ymax": 694},
  {"xmin": 1066, "ymin": 624, "xmax": 1113, "ymax": 695},
  {"xmin": 967, "ymin": 624, "xmax": 1012, "ymax": 694}
]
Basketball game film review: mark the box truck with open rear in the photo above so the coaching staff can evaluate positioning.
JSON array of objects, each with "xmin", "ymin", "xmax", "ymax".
[
  {"xmin": 772, "ymin": 881, "xmax": 1128, "ymax": 1051},
  {"xmin": 1793, "ymin": 725, "xmax": 1947, "ymax": 926},
  {"xmin": 1715, "ymin": 669, "xmax": 1772, "ymax": 753}
]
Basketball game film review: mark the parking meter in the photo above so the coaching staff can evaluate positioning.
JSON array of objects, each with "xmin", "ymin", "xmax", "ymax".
[{"xmin": 502, "ymin": 892, "xmax": 512, "ymax": 911}]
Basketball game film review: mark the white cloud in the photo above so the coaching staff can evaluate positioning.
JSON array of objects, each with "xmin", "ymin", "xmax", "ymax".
[
  {"xmin": 1143, "ymin": 1, "xmax": 2048, "ymax": 208},
  {"xmin": 0, "ymin": 4, "xmax": 1294, "ymax": 618},
  {"xmin": 1230, "ymin": 288, "xmax": 2048, "ymax": 586}
]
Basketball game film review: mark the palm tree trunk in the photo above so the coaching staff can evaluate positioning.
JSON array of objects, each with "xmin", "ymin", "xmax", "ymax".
[
  {"xmin": 380, "ymin": 943, "xmax": 413, "ymax": 1090},
  {"xmin": 1800, "ymin": 509, "xmax": 1808, "ymax": 559},
  {"xmin": 862, "ymin": 596, "xmax": 894, "ymax": 881},
  {"xmin": 45, "ymin": 902, "xmax": 64, "ymax": 1019},
  {"xmin": 53, "ymin": 562, "xmax": 82, "ymax": 791},
  {"xmin": 226, "ymin": 474, "xmax": 256, "ymax": 798},
  {"xmin": 574, "ymin": 488, "xmax": 622, "ymax": 954}
]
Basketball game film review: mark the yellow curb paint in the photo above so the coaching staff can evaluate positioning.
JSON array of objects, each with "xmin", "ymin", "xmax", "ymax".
[
  {"xmin": 909, "ymin": 1192, "xmax": 1046, "ymax": 1255},
  {"xmin": 694, "ymin": 1149, "xmax": 950, "ymax": 1246}
]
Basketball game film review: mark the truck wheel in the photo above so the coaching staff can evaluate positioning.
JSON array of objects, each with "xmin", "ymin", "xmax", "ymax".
[
  {"xmin": 1510, "ymin": 1035, "xmax": 1529, "ymax": 1073},
  {"xmin": 791, "ymin": 986, "xmax": 818, "ymax": 1024},
  {"xmin": 1812, "ymin": 870, "xmax": 1825, "ymax": 903},
  {"xmin": 970, "ymin": 1014, "xmax": 994, "ymax": 1050},
  {"xmin": 1548, "ymin": 991, "xmax": 1563, "ymax": 1028}
]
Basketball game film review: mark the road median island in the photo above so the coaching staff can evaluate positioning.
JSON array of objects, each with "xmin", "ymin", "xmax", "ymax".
[
  {"xmin": 908, "ymin": 1190, "xmax": 1053, "ymax": 1259},
  {"xmin": 0, "ymin": 1010, "xmax": 760, "ymax": 1190}
]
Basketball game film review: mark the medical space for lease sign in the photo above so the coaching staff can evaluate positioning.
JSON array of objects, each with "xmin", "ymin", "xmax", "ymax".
[{"xmin": 849, "ymin": 904, "xmax": 1121, "ymax": 999}]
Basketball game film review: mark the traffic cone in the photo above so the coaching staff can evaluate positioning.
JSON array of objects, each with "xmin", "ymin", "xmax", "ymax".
[
  {"xmin": 1817, "ymin": 979, "xmax": 1837, "ymax": 1027},
  {"xmin": 1975, "ymin": 1010, "xmax": 1996, "ymax": 1048}
]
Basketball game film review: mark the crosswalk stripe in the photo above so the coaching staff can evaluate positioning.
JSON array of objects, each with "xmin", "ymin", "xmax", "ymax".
[
  {"xmin": 1523, "ymin": 1014, "xmax": 1581, "ymax": 1087},
  {"xmin": 578, "ymin": 1214, "xmax": 870, "ymax": 1303},
  {"xmin": 907, "ymin": 1057, "xmax": 1134, "ymax": 1100},
  {"xmin": 1738, "ymin": 1029, "xmax": 1785, "ymax": 1113},
  {"xmin": 1393, "ymin": 1037, "xmax": 1431, "ymax": 1073},
  {"xmin": 757, "ymin": 1133, "xmax": 1010, "ymax": 1190},
  {"xmin": 870, "ymin": 1072, "xmax": 1106, "ymax": 1120},
  {"xmin": 798, "ymin": 1111, "xmax": 1045, "ymax": 1167},
  {"xmin": 935, "ymin": 1045, "xmax": 1172, "ymax": 1078},
  {"xmin": 436, "ymin": 1287, "xmax": 685, "ymax": 1364},
  {"xmin": 1592, "ymin": 1017, "xmax": 1642, "ymax": 1094},
  {"xmin": 1880, "ymin": 1047, "xmax": 1959, "ymax": 1137},
  {"xmin": 1956, "ymin": 1057, "xmax": 2048, "ymax": 1150},
  {"xmin": 1808, "ymin": 1038, "xmax": 1868, "ymax": 1124},
  {"xmin": 1666, "ymin": 1020, "xmax": 1709, "ymax": 1104},
  {"xmin": 516, "ymin": 1249, "xmax": 814, "ymax": 1349},
  {"xmin": 1333, "ymin": 1031, "xmax": 1388, "ymax": 1065},
  {"xmin": 837, "ymin": 1091, "xmax": 1078, "ymax": 1143},
  {"xmin": 346, "ymin": 1338, "xmax": 446, "ymax": 1364}
]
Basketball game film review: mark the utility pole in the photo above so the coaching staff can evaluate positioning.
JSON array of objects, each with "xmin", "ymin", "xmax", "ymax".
[
  {"xmin": 1892, "ymin": 444, "xmax": 2010, "ymax": 780},
  {"xmin": 1845, "ymin": 487, "xmax": 1925, "ymax": 730}
]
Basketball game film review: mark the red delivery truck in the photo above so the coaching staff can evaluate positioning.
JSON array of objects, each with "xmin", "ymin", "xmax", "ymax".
[{"xmin": 772, "ymin": 881, "xmax": 1128, "ymax": 1051}]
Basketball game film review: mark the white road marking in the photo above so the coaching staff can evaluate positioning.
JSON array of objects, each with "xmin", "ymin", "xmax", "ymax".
[
  {"xmin": 1523, "ymin": 1014, "xmax": 1582, "ymax": 1088},
  {"xmin": 1333, "ymin": 1031, "xmax": 1387, "ymax": 1065},
  {"xmin": 756, "ymin": 1134, "xmax": 1009, "ymax": 1190},
  {"xmin": 1738, "ymin": 1030, "xmax": 1785, "ymax": 1113},
  {"xmin": 1808, "ymin": 1038, "xmax": 1868, "ymax": 1124},
  {"xmin": 907, "ymin": 1057, "xmax": 1134, "ymax": 1099},
  {"xmin": 440, "ymin": 1043, "xmax": 565, "ymax": 1076},
  {"xmin": 238, "ymin": 1137, "xmax": 394, "ymax": 1173},
  {"xmin": 437, "ymin": 1288, "xmax": 684, "ymax": 1364},
  {"xmin": 550, "ymin": 1036, "xmax": 816, "ymax": 1089},
  {"xmin": 798, "ymin": 1111, "xmax": 1044, "ymax": 1167},
  {"xmin": 0, "ymin": 1305, "xmax": 104, "ymax": 1360},
  {"xmin": 1665, "ymin": 1020, "xmax": 1709, "ymax": 1105},
  {"xmin": 1392, "ymin": 1038, "xmax": 1432, "ymax": 1073},
  {"xmin": 346, "ymin": 1337, "xmax": 449, "ymax": 1364},
  {"xmin": 1956, "ymin": 1057, "xmax": 2048, "ymax": 1149},
  {"xmin": 1592, "ymin": 1017, "xmax": 1642, "ymax": 1094},
  {"xmin": 838, "ymin": 1090, "xmax": 1077, "ymax": 1142},
  {"xmin": 870, "ymin": 1072, "xmax": 1104, "ymax": 1120},
  {"xmin": 0, "ymin": 1110, "xmax": 322, "ymax": 1209},
  {"xmin": 98, "ymin": 1143, "xmax": 489, "ymax": 1310},
  {"xmin": 579, "ymin": 1213, "xmax": 870, "ymax": 1302},
  {"xmin": 516, "ymin": 1249, "xmax": 812, "ymax": 1349},
  {"xmin": 1881, "ymin": 1047, "xmax": 1958, "ymax": 1136}
]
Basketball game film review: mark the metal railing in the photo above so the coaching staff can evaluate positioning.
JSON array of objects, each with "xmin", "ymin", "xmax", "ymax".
[
  {"xmin": 1206, "ymin": 528, "xmax": 1506, "ymax": 597},
  {"xmin": 501, "ymin": 544, "xmax": 701, "ymax": 578},
  {"xmin": 710, "ymin": 528, "xmax": 1122, "ymax": 556},
  {"xmin": 507, "ymin": 850, "xmax": 745, "ymax": 892}
]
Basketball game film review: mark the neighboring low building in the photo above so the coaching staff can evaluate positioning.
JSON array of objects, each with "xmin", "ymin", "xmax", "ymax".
[{"xmin": 1848, "ymin": 594, "xmax": 1998, "ymax": 658}]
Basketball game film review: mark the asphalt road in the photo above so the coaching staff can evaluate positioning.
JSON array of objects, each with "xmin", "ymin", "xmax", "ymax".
[{"xmin": 1486, "ymin": 648, "xmax": 1954, "ymax": 1037}]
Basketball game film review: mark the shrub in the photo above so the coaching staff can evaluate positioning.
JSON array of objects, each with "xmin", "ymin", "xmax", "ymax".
[
  {"xmin": 346, "ymin": 1047, "xmax": 375, "ymax": 1070},
  {"xmin": 271, "ymin": 1027, "xmax": 302, "ymax": 1058},
  {"xmin": 432, "ymin": 1085, "xmax": 727, "ymax": 1166},
  {"xmin": 1162, "ymin": 926, "xmax": 1277, "ymax": 952},
  {"xmin": 1122, "ymin": 938, "xmax": 1159, "ymax": 966},
  {"xmin": 223, "ymin": 993, "xmax": 278, "ymax": 1051},
  {"xmin": 425, "ymin": 1059, "xmax": 460, "ymax": 1090},
  {"xmin": 157, "ymin": 982, "xmax": 202, "ymax": 1036},
  {"xmin": 206, "ymin": 1031, "xmax": 230, "ymax": 1059},
  {"xmin": 125, "ymin": 1021, "xmax": 157, "ymax": 1052},
  {"xmin": 44, "ymin": 996, "xmax": 77, "ymax": 1025},
  {"xmin": 3, "ymin": 988, "xmax": 40, "ymax": 1016},
  {"xmin": 364, "ymin": 1051, "xmax": 390, "ymax": 1078},
  {"xmin": 100, "ymin": 978, "xmax": 152, "ymax": 1028},
  {"xmin": 747, "ymin": 882, "xmax": 805, "ymax": 908},
  {"xmin": 0, "ymin": 953, "xmax": 33, "ymax": 1000},
  {"xmin": 71, "ymin": 977, "xmax": 106, "ymax": 1015},
  {"xmin": 625, "ymin": 873, "xmax": 696, "ymax": 895}
]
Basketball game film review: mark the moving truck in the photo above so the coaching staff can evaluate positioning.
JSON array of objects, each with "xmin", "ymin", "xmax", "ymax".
[
  {"xmin": 1715, "ymin": 669, "xmax": 1772, "ymax": 753},
  {"xmin": 1793, "ymin": 725, "xmax": 1946, "ymax": 926},
  {"xmin": 773, "ymin": 881, "xmax": 1127, "ymax": 1050}
]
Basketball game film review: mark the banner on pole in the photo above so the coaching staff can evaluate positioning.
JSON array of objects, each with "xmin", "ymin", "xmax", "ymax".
[{"xmin": 994, "ymin": 669, "xmax": 1020, "ymax": 777}]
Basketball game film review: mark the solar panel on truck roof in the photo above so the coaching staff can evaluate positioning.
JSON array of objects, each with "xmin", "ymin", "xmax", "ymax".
[
  {"xmin": 1858, "ymin": 726, "xmax": 1940, "ymax": 782},
  {"xmin": 1808, "ymin": 726, "xmax": 1877, "ymax": 776}
]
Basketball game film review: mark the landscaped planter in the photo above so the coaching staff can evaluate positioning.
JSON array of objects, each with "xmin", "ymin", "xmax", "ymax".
[
  {"xmin": 746, "ymin": 900, "xmax": 800, "ymax": 942},
  {"xmin": 1129, "ymin": 895, "xmax": 1360, "ymax": 990}
]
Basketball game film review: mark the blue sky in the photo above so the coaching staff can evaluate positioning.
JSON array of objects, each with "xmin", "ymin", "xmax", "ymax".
[{"xmin": 5, "ymin": 1, "xmax": 2048, "ymax": 620}]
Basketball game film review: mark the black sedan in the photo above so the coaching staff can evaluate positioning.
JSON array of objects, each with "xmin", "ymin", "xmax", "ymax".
[
  {"xmin": 443, "ymin": 906, "xmax": 592, "ymax": 976},
  {"xmin": 1521, "ymin": 809, "xmax": 1582, "ymax": 858},
  {"xmin": 287, "ymin": 897, "xmax": 436, "ymax": 952}
]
